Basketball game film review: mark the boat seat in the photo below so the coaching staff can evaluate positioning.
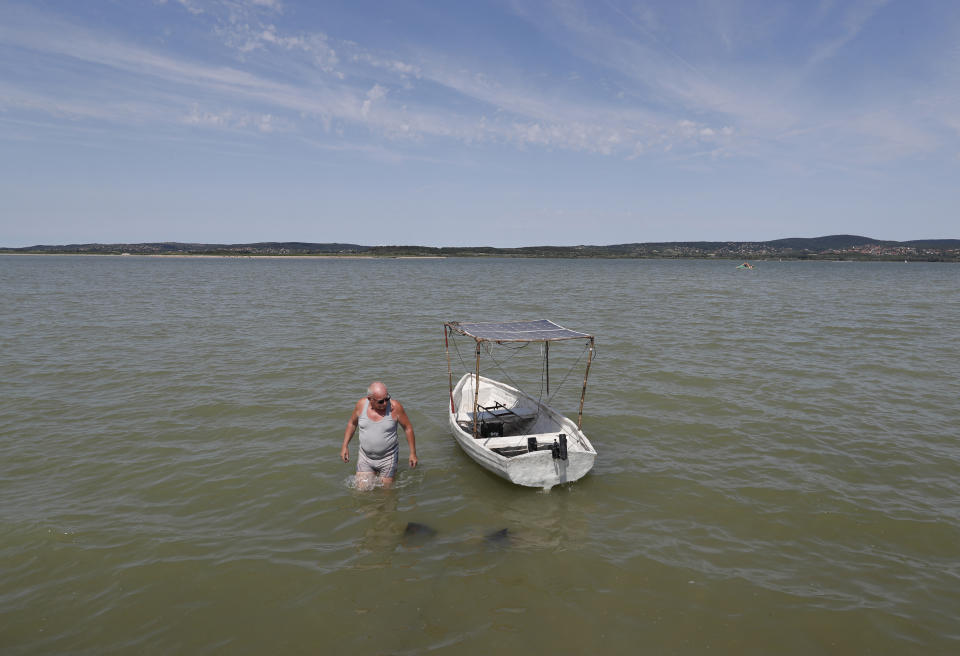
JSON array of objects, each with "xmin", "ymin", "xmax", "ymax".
[
  {"xmin": 461, "ymin": 406, "xmax": 537, "ymax": 424},
  {"xmin": 458, "ymin": 414, "xmax": 539, "ymax": 439}
]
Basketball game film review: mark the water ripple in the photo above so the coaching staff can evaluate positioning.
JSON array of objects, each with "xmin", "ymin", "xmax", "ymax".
[{"xmin": 2, "ymin": 256, "xmax": 960, "ymax": 654}]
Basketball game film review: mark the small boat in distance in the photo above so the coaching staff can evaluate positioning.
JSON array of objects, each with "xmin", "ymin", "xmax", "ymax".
[
  {"xmin": 443, "ymin": 320, "xmax": 597, "ymax": 489},
  {"xmin": 736, "ymin": 262, "xmax": 755, "ymax": 269}
]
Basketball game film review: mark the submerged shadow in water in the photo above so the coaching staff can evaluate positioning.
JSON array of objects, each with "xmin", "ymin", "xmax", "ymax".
[
  {"xmin": 402, "ymin": 521, "xmax": 438, "ymax": 547},
  {"xmin": 484, "ymin": 527, "xmax": 511, "ymax": 547},
  {"xmin": 400, "ymin": 522, "xmax": 512, "ymax": 549}
]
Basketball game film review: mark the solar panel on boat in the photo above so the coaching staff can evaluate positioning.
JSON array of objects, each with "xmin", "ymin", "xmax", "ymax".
[{"xmin": 447, "ymin": 319, "xmax": 592, "ymax": 342}]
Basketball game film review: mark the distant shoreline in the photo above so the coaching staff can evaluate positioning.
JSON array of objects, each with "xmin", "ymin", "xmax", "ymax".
[
  {"xmin": 0, "ymin": 253, "xmax": 447, "ymax": 260},
  {"xmin": 2, "ymin": 235, "xmax": 958, "ymax": 261},
  {"xmin": 2, "ymin": 252, "xmax": 954, "ymax": 263}
]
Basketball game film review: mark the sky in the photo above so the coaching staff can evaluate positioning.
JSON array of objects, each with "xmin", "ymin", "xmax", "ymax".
[{"xmin": 1, "ymin": 0, "xmax": 958, "ymax": 247}]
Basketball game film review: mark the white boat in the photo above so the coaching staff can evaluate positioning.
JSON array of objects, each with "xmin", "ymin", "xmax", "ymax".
[{"xmin": 443, "ymin": 320, "xmax": 597, "ymax": 489}]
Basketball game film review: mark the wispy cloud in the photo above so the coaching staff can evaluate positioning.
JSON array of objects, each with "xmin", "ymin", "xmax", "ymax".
[
  {"xmin": 1, "ymin": 3, "xmax": 713, "ymax": 156},
  {"xmin": 807, "ymin": 0, "xmax": 891, "ymax": 66},
  {"xmin": 505, "ymin": 0, "xmax": 958, "ymax": 167},
  {"xmin": 1, "ymin": 0, "xmax": 956, "ymax": 171},
  {"xmin": 2, "ymin": 0, "xmax": 959, "ymax": 246}
]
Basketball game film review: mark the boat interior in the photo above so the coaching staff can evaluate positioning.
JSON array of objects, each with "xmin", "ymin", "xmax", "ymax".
[
  {"xmin": 458, "ymin": 401, "xmax": 539, "ymax": 438},
  {"xmin": 452, "ymin": 376, "xmax": 590, "ymax": 458}
]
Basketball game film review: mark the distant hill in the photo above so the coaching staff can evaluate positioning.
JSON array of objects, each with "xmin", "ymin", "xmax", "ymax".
[
  {"xmin": 903, "ymin": 239, "xmax": 960, "ymax": 248},
  {"xmin": 766, "ymin": 235, "xmax": 882, "ymax": 250},
  {"xmin": 765, "ymin": 235, "xmax": 960, "ymax": 251},
  {"xmin": 2, "ymin": 235, "xmax": 959, "ymax": 260}
]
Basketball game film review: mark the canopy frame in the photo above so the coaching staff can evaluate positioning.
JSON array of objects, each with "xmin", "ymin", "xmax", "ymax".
[{"xmin": 444, "ymin": 319, "xmax": 595, "ymax": 432}]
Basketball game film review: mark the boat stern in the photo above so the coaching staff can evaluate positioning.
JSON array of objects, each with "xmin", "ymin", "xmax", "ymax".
[{"xmin": 503, "ymin": 447, "xmax": 596, "ymax": 489}]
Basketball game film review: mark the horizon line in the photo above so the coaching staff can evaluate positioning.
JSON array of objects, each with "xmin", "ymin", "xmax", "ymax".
[{"xmin": 4, "ymin": 234, "xmax": 960, "ymax": 250}]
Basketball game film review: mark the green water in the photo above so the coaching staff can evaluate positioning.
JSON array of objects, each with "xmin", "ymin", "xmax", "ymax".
[{"xmin": 2, "ymin": 255, "xmax": 959, "ymax": 654}]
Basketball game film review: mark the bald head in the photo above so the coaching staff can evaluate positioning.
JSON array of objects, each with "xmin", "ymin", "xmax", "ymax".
[{"xmin": 367, "ymin": 381, "xmax": 388, "ymax": 398}]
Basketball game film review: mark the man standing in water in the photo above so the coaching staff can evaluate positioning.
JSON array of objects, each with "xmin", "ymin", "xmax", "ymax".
[{"xmin": 341, "ymin": 381, "xmax": 417, "ymax": 489}]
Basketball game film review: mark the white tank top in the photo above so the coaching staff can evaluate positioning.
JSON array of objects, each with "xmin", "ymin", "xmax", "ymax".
[{"xmin": 357, "ymin": 399, "xmax": 399, "ymax": 459}]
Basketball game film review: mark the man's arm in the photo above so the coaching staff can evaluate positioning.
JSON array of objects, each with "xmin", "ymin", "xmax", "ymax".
[
  {"xmin": 392, "ymin": 401, "xmax": 418, "ymax": 468},
  {"xmin": 341, "ymin": 400, "xmax": 362, "ymax": 463}
]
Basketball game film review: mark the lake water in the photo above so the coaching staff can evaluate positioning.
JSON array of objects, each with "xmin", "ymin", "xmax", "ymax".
[{"xmin": 2, "ymin": 254, "xmax": 959, "ymax": 654}]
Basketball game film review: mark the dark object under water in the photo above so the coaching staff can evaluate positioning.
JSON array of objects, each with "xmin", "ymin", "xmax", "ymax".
[
  {"xmin": 401, "ymin": 522, "xmax": 511, "ymax": 548},
  {"xmin": 403, "ymin": 522, "xmax": 437, "ymax": 542},
  {"xmin": 485, "ymin": 527, "xmax": 510, "ymax": 546}
]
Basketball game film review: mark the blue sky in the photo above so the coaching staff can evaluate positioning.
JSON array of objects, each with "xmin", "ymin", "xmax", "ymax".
[{"xmin": 1, "ymin": 0, "xmax": 958, "ymax": 247}]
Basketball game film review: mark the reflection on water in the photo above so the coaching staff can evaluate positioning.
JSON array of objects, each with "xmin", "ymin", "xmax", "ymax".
[
  {"xmin": 354, "ymin": 488, "xmax": 401, "ymax": 557},
  {"xmin": 2, "ymin": 255, "xmax": 959, "ymax": 654}
]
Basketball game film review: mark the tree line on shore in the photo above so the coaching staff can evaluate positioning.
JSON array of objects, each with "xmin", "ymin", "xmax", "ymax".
[{"xmin": 3, "ymin": 235, "xmax": 959, "ymax": 261}]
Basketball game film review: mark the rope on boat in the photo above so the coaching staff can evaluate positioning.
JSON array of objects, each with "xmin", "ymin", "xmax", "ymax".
[
  {"xmin": 450, "ymin": 334, "xmax": 543, "ymax": 424},
  {"xmin": 544, "ymin": 340, "xmax": 593, "ymax": 407},
  {"xmin": 482, "ymin": 341, "xmax": 530, "ymax": 392},
  {"xmin": 449, "ymin": 331, "xmax": 597, "ymax": 435},
  {"xmin": 450, "ymin": 332, "xmax": 529, "ymax": 392}
]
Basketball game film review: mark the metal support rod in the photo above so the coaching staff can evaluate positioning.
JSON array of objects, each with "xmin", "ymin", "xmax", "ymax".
[
  {"xmin": 577, "ymin": 337, "xmax": 594, "ymax": 429},
  {"xmin": 545, "ymin": 341, "xmax": 550, "ymax": 396},
  {"xmin": 473, "ymin": 342, "xmax": 482, "ymax": 438}
]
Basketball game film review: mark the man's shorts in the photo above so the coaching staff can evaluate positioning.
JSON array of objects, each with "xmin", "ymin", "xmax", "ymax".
[{"xmin": 357, "ymin": 448, "xmax": 399, "ymax": 478}]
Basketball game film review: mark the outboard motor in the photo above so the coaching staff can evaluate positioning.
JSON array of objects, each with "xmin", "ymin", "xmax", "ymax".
[
  {"xmin": 550, "ymin": 439, "xmax": 560, "ymax": 460},
  {"xmin": 527, "ymin": 437, "xmax": 538, "ymax": 452},
  {"xmin": 558, "ymin": 434, "xmax": 568, "ymax": 460}
]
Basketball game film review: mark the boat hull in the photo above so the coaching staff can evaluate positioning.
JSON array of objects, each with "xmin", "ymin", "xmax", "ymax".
[{"xmin": 448, "ymin": 374, "xmax": 596, "ymax": 489}]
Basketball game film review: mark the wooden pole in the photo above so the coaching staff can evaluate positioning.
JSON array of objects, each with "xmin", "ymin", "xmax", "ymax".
[
  {"xmin": 545, "ymin": 341, "xmax": 550, "ymax": 396},
  {"xmin": 577, "ymin": 337, "xmax": 594, "ymax": 429},
  {"xmin": 445, "ymin": 325, "xmax": 454, "ymax": 413},
  {"xmin": 473, "ymin": 342, "xmax": 482, "ymax": 438}
]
